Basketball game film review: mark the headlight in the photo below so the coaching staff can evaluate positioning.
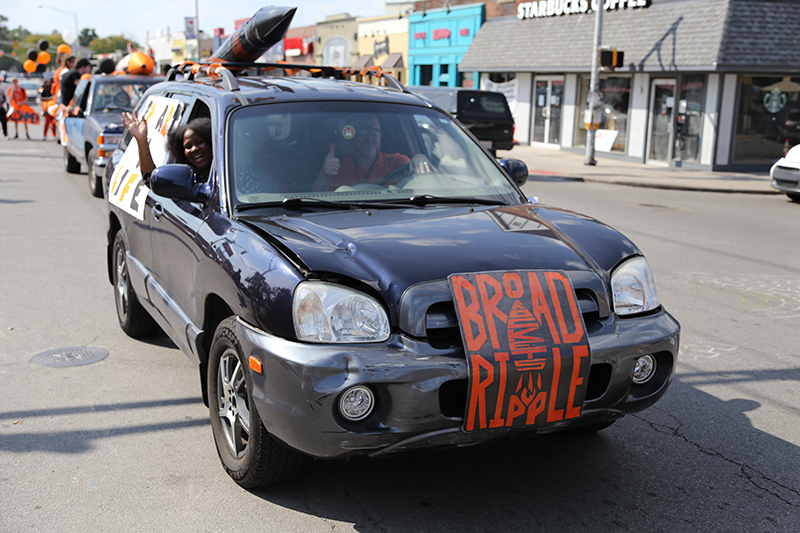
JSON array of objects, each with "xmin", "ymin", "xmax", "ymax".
[
  {"xmin": 611, "ymin": 256, "xmax": 659, "ymax": 316},
  {"xmin": 293, "ymin": 282, "xmax": 390, "ymax": 343}
]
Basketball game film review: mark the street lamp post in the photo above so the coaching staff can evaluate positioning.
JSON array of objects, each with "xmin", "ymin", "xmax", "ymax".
[{"xmin": 37, "ymin": 5, "xmax": 80, "ymax": 43}]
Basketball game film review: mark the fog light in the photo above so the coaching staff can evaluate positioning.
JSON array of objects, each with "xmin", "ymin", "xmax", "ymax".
[
  {"xmin": 339, "ymin": 386, "xmax": 374, "ymax": 421},
  {"xmin": 632, "ymin": 355, "xmax": 657, "ymax": 384}
]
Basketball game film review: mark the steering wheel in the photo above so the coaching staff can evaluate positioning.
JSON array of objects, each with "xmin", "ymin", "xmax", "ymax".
[{"xmin": 379, "ymin": 163, "xmax": 410, "ymax": 186}]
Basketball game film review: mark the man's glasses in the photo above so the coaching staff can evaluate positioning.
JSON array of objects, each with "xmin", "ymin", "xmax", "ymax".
[{"xmin": 357, "ymin": 127, "xmax": 381, "ymax": 137}]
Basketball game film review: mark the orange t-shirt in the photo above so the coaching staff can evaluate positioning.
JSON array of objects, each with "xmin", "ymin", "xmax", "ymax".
[{"xmin": 328, "ymin": 151, "xmax": 410, "ymax": 190}]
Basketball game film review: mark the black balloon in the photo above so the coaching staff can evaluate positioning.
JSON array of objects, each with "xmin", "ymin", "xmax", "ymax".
[
  {"xmin": 27, "ymin": 49, "xmax": 38, "ymax": 61},
  {"xmin": 38, "ymin": 39, "xmax": 49, "ymax": 51},
  {"xmin": 36, "ymin": 63, "xmax": 47, "ymax": 73}
]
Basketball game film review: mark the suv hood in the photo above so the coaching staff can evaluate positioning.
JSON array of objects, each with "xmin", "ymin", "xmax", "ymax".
[{"xmin": 242, "ymin": 204, "xmax": 639, "ymax": 309}]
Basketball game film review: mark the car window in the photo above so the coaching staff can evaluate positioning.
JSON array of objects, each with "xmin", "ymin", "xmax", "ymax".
[
  {"xmin": 92, "ymin": 81, "xmax": 155, "ymax": 112},
  {"xmin": 458, "ymin": 92, "xmax": 510, "ymax": 117},
  {"xmin": 227, "ymin": 101, "xmax": 519, "ymax": 206}
]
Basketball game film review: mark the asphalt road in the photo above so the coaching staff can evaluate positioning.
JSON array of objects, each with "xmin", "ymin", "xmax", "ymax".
[{"xmin": 1, "ymin": 128, "xmax": 798, "ymax": 532}]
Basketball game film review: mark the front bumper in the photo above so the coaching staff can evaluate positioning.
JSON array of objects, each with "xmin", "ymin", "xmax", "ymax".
[
  {"xmin": 235, "ymin": 309, "xmax": 679, "ymax": 459},
  {"xmin": 92, "ymin": 156, "xmax": 109, "ymax": 179},
  {"xmin": 771, "ymin": 164, "xmax": 800, "ymax": 194}
]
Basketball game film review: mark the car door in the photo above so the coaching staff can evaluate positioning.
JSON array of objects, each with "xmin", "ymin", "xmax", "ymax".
[
  {"xmin": 147, "ymin": 96, "xmax": 215, "ymax": 359},
  {"xmin": 64, "ymin": 79, "xmax": 90, "ymax": 160}
]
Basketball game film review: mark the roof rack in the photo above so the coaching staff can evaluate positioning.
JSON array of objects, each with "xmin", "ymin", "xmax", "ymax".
[{"xmin": 165, "ymin": 61, "xmax": 408, "ymax": 96}]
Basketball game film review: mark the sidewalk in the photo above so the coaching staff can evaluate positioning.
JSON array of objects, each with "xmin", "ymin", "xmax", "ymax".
[{"xmin": 497, "ymin": 144, "xmax": 778, "ymax": 194}]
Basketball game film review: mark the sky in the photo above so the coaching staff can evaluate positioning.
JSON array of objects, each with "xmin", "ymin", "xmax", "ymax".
[{"xmin": 4, "ymin": 1, "xmax": 396, "ymax": 47}]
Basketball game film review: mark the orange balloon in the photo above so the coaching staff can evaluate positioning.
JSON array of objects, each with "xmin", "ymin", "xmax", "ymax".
[
  {"xmin": 37, "ymin": 51, "xmax": 51, "ymax": 64},
  {"xmin": 57, "ymin": 43, "xmax": 71, "ymax": 55},
  {"xmin": 24, "ymin": 59, "xmax": 37, "ymax": 73},
  {"xmin": 127, "ymin": 51, "xmax": 155, "ymax": 75}
]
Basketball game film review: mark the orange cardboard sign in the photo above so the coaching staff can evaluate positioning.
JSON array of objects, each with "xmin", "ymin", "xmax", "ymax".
[{"xmin": 449, "ymin": 270, "xmax": 592, "ymax": 432}]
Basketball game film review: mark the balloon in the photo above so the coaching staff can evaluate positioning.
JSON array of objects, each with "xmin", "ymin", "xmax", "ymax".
[
  {"xmin": 37, "ymin": 64, "xmax": 47, "ymax": 74},
  {"xmin": 27, "ymin": 49, "xmax": 38, "ymax": 61},
  {"xmin": 23, "ymin": 60, "xmax": 37, "ymax": 73},
  {"xmin": 38, "ymin": 39, "xmax": 50, "ymax": 51},
  {"xmin": 57, "ymin": 43, "xmax": 71, "ymax": 55},
  {"xmin": 127, "ymin": 52, "xmax": 155, "ymax": 75},
  {"xmin": 37, "ymin": 51, "xmax": 51, "ymax": 64},
  {"xmin": 61, "ymin": 30, "xmax": 77, "ymax": 44}
]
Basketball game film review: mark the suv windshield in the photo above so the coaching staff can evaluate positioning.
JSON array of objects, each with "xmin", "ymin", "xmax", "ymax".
[
  {"xmin": 92, "ymin": 81, "xmax": 152, "ymax": 112},
  {"xmin": 227, "ymin": 101, "xmax": 521, "ymax": 206}
]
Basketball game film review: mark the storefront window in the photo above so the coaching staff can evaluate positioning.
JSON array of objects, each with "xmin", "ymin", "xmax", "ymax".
[
  {"xmin": 734, "ymin": 75, "xmax": 800, "ymax": 164},
  {"xmin": 675, "ymin": 74, "xmax": 705, "ymax": 162},
  {"xmin": 488, "ymin": 73, "xmax": 516, "ymax": 83},
  {"xmin": 575, "ymin": 76, "xmax": 631, "ymax": 153}
]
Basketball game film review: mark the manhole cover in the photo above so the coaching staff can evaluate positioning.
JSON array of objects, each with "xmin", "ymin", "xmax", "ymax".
[{"xmin": 31, "ymin": 347, "xmax": 109, "ymax": 367}]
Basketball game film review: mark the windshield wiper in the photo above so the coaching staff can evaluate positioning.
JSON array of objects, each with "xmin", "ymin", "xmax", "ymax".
[
  {"xmin": 387, "ymin": 194, "xmax": 509, "ymax": 207},
  {"xmin": 234, "ymin": 196, "xmax": 413, "ymax": 212}
]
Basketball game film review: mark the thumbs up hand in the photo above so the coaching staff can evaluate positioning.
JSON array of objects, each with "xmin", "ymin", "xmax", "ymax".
[{"xmin": 321, "ymin": 143, "xmax": 340, "ymax": 176}]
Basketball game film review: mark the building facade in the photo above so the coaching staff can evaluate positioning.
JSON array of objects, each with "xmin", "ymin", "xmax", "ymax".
[
  {"xmin": 316, "ymin": 13, "xmax": 359, "ymax": 68},
  {"xmin": 355, "ymin": 12, "xmax": 411, "ymax": 83},
  {"xmin": 408, "ymin": 3, "xmax": 486, "ymax": 87},
  {"xmin": 459, "ymin": 0, "xmax": 800, "ymax": 170}
]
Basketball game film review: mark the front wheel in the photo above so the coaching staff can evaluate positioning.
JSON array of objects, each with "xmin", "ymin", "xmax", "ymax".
[
  {"xmin": 64, "ymin": 146, "xmax": 81, "ymax": 174},
  {"xmin": 787, "ymin": 192, "xmax": 800, "ymax": 203},
  {"xmin": 112, "ymin": 231, "xmax": 155, "ymax": 337},
  {"xmin": 208, "ymin": 317, "xmax": 304, "ymax": 487}
]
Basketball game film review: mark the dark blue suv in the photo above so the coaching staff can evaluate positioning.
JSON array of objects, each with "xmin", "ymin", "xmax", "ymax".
[{"xmin": 105, "ymin": 63, "xmax": 679, "ymax": 487}]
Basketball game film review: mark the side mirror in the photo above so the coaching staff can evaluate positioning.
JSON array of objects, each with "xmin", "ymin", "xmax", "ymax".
[
  {"xmin": 498, "ymin": 158, "xmax": 529, "ymax": 187},
  {"xmin": 150, "ymin": 164, "xmax": 211, "ymax": 202}
]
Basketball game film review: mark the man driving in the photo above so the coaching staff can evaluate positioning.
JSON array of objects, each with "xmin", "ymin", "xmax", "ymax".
[{"xmin": 314, "ymin": 113, "xmax": 410, "ymax": 191}]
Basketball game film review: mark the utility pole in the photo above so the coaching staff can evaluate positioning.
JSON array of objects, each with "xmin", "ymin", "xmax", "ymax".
[{"xmin": 584, "ymin": 0, "xmax": 604, "ymax": 166}]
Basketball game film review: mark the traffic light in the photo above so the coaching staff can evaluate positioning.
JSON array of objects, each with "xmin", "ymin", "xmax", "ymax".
[{"xmin": 600, "ymin": 49, "xmax": 624, "ymax": 70}]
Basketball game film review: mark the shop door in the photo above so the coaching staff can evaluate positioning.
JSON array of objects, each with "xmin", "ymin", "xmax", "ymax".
[
  {"xmin": 532, "ymin": 76, "xmax": 564, "ymax": 145},
  {"xmin": 647, "ymin": 79, "xmax": 676, "ymax": 163}
]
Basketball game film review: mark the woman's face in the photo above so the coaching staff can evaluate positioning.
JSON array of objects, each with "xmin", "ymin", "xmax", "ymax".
[{"xmin": 183, "ymin": 128, "xmax": 212, "ymax": 173}]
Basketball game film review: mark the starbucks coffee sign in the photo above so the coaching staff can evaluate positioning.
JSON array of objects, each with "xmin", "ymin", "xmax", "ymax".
[{"xmin": 518, "ymin": 0, "xmax": 650, "ymax": 20}]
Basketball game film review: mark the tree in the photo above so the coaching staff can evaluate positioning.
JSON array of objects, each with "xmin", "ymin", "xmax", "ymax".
[
  {"xmin": 79, "ymin": 28, "xmax": 98, "ymax": 47},
  {"xmin": 88, "ymin": 35, "xmax": 138, "ymax": 55}
]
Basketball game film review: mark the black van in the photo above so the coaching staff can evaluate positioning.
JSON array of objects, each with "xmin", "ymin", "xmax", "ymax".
[{"xmin": 409, "ymin": 86, "xmax": 515, "ymax": 156}]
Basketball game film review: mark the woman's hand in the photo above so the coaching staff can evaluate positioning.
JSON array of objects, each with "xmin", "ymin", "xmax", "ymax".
[{"xmin": 121, "ymin": 111, "xmax": 147, "ymax": 143}]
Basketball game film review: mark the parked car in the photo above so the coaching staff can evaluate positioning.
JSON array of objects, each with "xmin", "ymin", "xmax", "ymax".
[
  {"xmin": 105, "ymin": 62, "xmax": 679, "ymax": 488},
  {"xmin": 408, "ymin": 86, "xmax": 515, "ymax": 156},
  {"xmin": 17, "ymin": 77, "xmax": 43, "ymax": 104},
  {"xmin": 63, "ymin": 74, "xmax": 162, "ymax": 196},
  {"xmin": 770, "ymin": 143, "xmax": 800, "ymax": 202}
]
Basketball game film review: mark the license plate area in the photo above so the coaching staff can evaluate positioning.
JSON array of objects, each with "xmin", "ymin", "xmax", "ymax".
[{"xmin": 449, "ymin": 270, "xmax": 592, "ymax": 432}]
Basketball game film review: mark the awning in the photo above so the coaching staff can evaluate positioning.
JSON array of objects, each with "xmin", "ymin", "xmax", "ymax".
[
  {"xmin": 351, "ymin": 54, "xmax": 374, "ymax": 70},
  {"xmin": 381, "ymin": 53, "xmax": 404, "ymax": 70}
]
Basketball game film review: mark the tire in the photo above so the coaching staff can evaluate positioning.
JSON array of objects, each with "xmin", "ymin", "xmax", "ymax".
[
  {"xmin": 112, "ymin": 231, "xmax": 156, "ymax": 337},
  {"xmin": 64, "ymin": 146, "xmax": 81, "ymax": 174},
  {"xmin": 787, "ymin": 192, "xmax": 800, "ymax": 203},
  {"xmin": 208, "ymin": 317, "xmax": 304, "ymax": 488},
  {"xmin": 87, "ymin": 148, "xmax": 102, "ymax": 197}
]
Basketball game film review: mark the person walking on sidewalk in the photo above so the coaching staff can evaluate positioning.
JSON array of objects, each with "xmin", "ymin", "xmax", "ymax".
[
  {"xmin": 39, "ymin": 76, "xmax": 57, "ymax": 140},
  {"xmin": 0, "ymin": 72, "xmax": 9, "ymax": 139}
]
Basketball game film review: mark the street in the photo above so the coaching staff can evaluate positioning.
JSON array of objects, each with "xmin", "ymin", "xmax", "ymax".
[{"xmin": 1, "ymin": 126, "xmax": 799, "ymax": 532}]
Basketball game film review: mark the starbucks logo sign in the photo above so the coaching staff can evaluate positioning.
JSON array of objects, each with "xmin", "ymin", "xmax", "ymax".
[{"xmin": 764, "ymin": 89, "xmax": 787, "ymax": 114}]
